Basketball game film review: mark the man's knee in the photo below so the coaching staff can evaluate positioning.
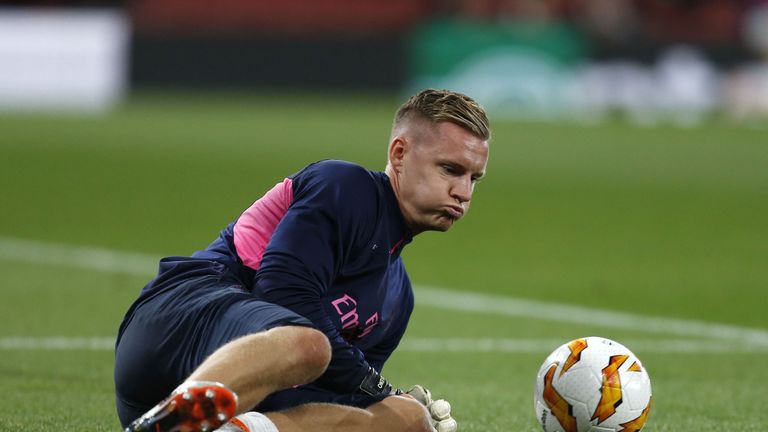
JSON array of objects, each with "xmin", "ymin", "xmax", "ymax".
[
  {"xmin": 376, "ymin": 395, "xmax": 433, "ymax": 432},
  {"xmin": 271, "ymin": 326, "xmax": 331, "ymax": 381},
  {"xmin": 398, "ymin": 396, "xmax": 433, "ymax": 432}
]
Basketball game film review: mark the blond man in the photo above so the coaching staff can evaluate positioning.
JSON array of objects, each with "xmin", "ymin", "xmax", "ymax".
[{"xmin": 116, "ymin": 89, "xmax": 491, "ymax": 432}]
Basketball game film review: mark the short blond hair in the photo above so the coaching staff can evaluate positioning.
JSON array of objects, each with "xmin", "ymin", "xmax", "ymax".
[{"xmin": 393, "ymin": 89, "xmax": 491, "ymax": 141}]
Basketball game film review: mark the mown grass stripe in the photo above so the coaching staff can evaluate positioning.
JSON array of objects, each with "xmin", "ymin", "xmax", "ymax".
[{"xmin": 2, "ymin": 236, "xmax": 767, "ymax": 346}]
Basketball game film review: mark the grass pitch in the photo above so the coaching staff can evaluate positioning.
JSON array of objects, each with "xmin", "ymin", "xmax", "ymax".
[{"xmin": 0, "ymin": 92, "xmax": 766, "ymax": 431}]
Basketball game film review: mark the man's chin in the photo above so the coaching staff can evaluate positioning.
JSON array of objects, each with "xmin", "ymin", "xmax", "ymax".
[
  {"xmin": 411, "ymin": 216, "xmax": 457, "ymax": 234},
  {"xmin": 432, "ymin": 216, "xmax": 457, "ymax": 232}
]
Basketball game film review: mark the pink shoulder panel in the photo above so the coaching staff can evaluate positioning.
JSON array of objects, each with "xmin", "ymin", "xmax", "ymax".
[{"xmin": 233, "ymin": 178, "xmax": 293, "ymax": 270}]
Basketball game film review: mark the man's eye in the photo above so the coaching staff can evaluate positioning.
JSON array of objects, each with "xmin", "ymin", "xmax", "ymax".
[{"xmin": 442, "ymin": 165, "xmax": 456, "ymax": 174}]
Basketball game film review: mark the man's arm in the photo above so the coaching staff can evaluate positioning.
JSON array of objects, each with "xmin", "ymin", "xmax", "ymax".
[
  {"xmin": 251, "ymin": 161, "xmax": 388, "ymax": 395},
  {"xmin": 363, "ymin": 274, "xmax": 413, "ymax": 373}
]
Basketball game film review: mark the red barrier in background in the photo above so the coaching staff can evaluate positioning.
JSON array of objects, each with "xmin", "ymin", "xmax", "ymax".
[{"xmin": 132, "ymin": 0, "xmax": 433, "ymax": 36}]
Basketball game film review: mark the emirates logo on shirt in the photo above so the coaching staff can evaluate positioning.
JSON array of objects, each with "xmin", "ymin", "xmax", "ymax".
[{"xmin": 331, "ymin": 294, "xmax": 379, "ymax": 342}]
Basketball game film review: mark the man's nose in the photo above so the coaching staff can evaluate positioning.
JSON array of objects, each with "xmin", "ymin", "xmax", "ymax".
[{"xmin": 451, "ymin": 176, "xmax": 472, "ymax": 203}]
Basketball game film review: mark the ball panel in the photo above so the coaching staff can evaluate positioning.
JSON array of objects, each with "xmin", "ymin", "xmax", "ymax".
[
  {"xmin": 617, "ymin": 397, "xmax": 653, "ymax": 432},
  {"xmin": 591, "ymin": 354, "xmax": 628, "ymax": 423},
  {"xmin": 542, "ymin": 363, "xmax": 579, "ymax": 432}
]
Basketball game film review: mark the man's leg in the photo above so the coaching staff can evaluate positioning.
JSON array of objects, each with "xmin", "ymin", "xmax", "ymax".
[
  {"xmin": 187, "ymin": 325, "xmax": 331, "ymax": 412},
  {"xmin": 263, "ymin": 396, "xmax": 433, "ymax": 432},
  {"xmin": 125, "ymin": 326, "xmax": 331, "ymax": 431}
]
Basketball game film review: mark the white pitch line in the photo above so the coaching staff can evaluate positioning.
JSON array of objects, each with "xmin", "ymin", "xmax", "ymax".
[
  {"xmin": 416, "ymin": 286, "xmax": 768, "ymax": 347},
  {"xmin": 2, "ymin": 236, "xmax": 768, "ymax": 346},
  {"xmin": 400, "ymin": 337, "xmax": 768, "ymax": 354},
  {"xmin": 0, "ymin": 236, "xmax": 157, "ymax": 277},
  {"xmin": 1, "ymin": 336, "xmax": 766, "ymax": 354},
  {"xmin": 0, "ymin": 337, "xmax": 115, "ymax": 351}
]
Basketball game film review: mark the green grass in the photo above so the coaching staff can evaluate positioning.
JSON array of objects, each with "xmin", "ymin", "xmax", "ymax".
[{"xmin": 1, "ymin": 92, "xmax": 766, "ymax": 430}]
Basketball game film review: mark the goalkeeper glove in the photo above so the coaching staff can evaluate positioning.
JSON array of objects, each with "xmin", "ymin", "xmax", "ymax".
[{"xmin": 407, "ymin": 385, "xmax": 457, "ymax": 432}]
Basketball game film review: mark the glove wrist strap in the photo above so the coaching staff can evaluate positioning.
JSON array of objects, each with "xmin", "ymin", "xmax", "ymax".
[{"xmin": 359, "ymin": 367, "xmax": 393, "ymax": 396}]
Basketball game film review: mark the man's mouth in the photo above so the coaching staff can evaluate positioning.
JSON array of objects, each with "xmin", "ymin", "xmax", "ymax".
[{"xmin": 444, "ymin": 206, "xmax": 464, "ymax": 219}]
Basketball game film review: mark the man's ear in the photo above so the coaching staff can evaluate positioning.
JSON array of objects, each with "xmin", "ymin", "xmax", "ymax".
[{"xmin": 388, "ymin": 137, "xmax": 407, "ymax": 171}]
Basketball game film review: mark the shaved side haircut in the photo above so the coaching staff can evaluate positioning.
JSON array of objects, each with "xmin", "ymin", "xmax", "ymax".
[{"xmin": 393, "ymin": 89, "xmax": 491, "ymax": 141}]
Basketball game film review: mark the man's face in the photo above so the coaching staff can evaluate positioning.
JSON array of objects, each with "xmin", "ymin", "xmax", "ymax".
[{"xmin": 389, "ymin": 121, "xmax": 489, "ymax": 235}]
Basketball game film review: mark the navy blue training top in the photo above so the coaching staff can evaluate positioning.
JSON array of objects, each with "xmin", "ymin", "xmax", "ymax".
[{"xmin": 192, "ymin": 160, "xmax": 414, "ymax": 394}]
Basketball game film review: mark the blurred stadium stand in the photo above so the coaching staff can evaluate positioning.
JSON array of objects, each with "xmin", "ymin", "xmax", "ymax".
[
  {"xmin": 1, "ymin": 0, "xmax": 767, "ymax": 121},
  {"xmin": 129, "ymin": 0, "xmax": 432, "ymax": 90}
]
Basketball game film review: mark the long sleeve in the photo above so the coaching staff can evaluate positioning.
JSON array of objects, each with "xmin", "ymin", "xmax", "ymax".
[
  {"xmin": 252, "ymin": 161, "xmax": 380, "ymax": 394},
  {"xmin": 364, "ymin": 274, "xmax": 413, "ymax": 373}
]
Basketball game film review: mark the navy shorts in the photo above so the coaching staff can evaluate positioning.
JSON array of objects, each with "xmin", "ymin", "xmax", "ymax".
[{"xmin": 114, "ymin": 258, "xmax": 312, "ymax": 427}]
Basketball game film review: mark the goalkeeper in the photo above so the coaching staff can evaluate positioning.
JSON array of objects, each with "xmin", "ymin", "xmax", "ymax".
[{"xmin": 115, "ymin": 89, "xmax": 491, "ymax": 432}]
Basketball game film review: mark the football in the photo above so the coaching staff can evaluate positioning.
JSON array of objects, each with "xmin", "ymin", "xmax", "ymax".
[{"xmin": 533, "ymin": 337, "xmax": 652, "ymax": 432}]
